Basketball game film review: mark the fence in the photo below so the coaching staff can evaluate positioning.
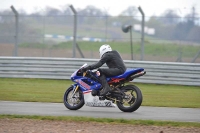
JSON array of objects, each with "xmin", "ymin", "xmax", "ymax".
[
  {"xmin": 0, "ymin": 57, "xmax": 199, "ymax": 86},
  {"xmin": 0, "ymin": 10, "xmax": 200, "ymax": 63}
]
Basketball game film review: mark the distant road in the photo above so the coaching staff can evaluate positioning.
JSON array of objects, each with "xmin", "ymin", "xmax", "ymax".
[{"xmin": 0, "ymin": 101, "xmax": 200, "ymax": 123}]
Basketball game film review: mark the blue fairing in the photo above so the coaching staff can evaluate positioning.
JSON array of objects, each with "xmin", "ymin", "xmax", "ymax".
[
  {"xmin": 71, "ymin": 67, "xmax": 144, "ymax": 93},
  {"xmin": 72, "ymin": 77, "xmax": 102, "ymax": 93},
  {"xmin": 108, "ymin": 68, "xmax": 144, "ymax": 79}
]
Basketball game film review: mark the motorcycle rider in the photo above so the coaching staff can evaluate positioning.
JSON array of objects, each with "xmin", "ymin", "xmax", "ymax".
[{"xmin": 82, "ymin": 44, "xmax": 126, "ymax": 96}]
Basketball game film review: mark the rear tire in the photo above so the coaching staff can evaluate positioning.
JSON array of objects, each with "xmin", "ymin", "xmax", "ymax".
[
  {"xmin": 116, "ymin": 85, "xmax": 143, "ymax": 112},
  {"xmin": 63, "ymin": 86, "xmax": 84, "ymax": 110}
]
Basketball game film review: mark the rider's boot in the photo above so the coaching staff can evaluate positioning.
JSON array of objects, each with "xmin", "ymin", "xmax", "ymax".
[{"xmin": 99, "ymin": 74, "xmax": 112, "ymax": 96}]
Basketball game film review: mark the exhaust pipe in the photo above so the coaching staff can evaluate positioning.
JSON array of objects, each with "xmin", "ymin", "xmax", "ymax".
[{"xmin": 129, "ymin": 71, "xmax": 146, "ymax": 81}]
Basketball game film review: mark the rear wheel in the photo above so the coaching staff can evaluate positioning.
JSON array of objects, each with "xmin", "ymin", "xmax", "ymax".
[
  {"xmin": 63, "ymin": 86, "xmax": 84, "ymax": 110},
  {"xmin": 116, "ymin": 85, "xmax": 143, "ymax": 112}
]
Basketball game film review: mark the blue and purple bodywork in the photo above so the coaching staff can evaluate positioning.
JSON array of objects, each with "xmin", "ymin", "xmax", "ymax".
[{"xmin": 70, "ymin": 64, "xmax": 144, "ymax": 94}]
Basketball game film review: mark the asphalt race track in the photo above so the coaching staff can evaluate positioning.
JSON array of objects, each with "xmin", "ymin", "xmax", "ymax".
[{"xmin": 0, "ymin": 101, "xmax": 200, "ymax": 123}]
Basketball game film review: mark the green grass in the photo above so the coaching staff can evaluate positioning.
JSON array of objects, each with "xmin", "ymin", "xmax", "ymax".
[
  {"xmin": 75, "ymin": 41, "xmax": 200, "ymax": 58},
  {"xmin": 0, "ymin": 78, "xmax": 71, "ymax": 103},
  {"xmin": 19, "ymin": 41, "xmax": 200, "ymax": 58},
  {"xmin": 0, "ymin": 115, "xmax": 200, "ymax": 128},
  {"xmin": 138, "ymin": 84, "xmax": 200, "ymax": 108},
  {"xmin": 0, "ymin": 78, "xmax": 200, "ymax": 108}
]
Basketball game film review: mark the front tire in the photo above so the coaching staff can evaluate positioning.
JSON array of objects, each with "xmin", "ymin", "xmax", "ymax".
[
  {"xmin": 63, "ymin": 86, "xmax": 84, "ymax": 110},
  {"xmin": 116, "ymin": 85, "xmax": 143, "ymax": 112}
]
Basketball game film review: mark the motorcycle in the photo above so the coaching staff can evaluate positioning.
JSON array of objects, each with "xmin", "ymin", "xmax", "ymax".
[{"xmin": 63, "ymin": 63, "xmax": 146, "ymax": 112}]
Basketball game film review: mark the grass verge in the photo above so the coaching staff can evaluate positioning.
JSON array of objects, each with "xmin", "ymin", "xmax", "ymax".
[
  {"xmin": 0, "ymin": 114, "xmax": 199, "ymax": 128},
  {"xmin": 0, "ymin": 78, "xmax": 200, "ymax": 108},
  {"xmin": 19, "ymin": 41, "xmax": 200, "ymax": 58}
]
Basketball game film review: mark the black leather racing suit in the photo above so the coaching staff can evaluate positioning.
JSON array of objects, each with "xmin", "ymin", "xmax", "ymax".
[{"xmin": 90, "ymin": 50, "xmax": 126, "ymax": 77}]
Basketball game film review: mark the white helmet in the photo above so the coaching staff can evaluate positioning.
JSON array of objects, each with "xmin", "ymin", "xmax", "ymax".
[{"xmin": 99, "ymin": 44, "xmax": 112, "ymax": 58}]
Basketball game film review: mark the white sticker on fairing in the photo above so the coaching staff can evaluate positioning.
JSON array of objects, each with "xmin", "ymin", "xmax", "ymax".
[{"xmin": 84, "ymin": 92, "xmax": 116, "ymax": 107}]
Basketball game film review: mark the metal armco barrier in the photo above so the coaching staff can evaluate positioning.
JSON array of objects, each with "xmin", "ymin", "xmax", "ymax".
[{"xmin": 0, "ymin": 57, "xmax": 200, "ymax": 86}]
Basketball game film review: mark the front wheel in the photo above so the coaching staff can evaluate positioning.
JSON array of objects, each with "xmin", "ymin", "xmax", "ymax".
[
  {"xmin": 63, "ymin": 86, "xmax": 84, "ymax": 110},
  {"xmin": 116, "ymin": 85, "xmax": 143, "ymax": 112}
]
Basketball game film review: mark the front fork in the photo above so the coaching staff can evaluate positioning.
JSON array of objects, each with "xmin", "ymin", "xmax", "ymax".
[{"xmin": 71, "ymin": 85, "xmax": 79, "ymax": 98}]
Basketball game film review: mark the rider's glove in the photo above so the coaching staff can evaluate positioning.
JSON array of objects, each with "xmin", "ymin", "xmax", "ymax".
[{"xmin": 81, "ymin": 65, "xmax": 91, "ymax": 72}]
